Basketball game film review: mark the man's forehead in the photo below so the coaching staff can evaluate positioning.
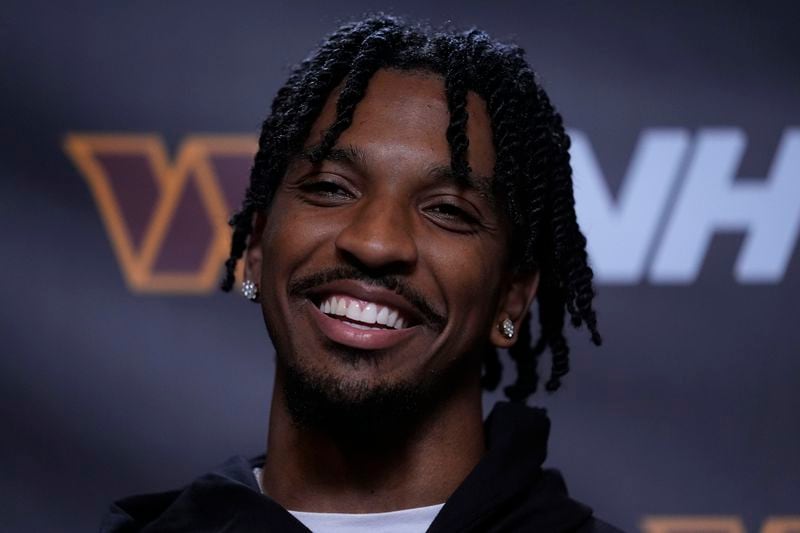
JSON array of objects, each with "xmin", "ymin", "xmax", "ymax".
[{"xmin": 303, "ymin": 69, "xmax": 496, "ymax": 170}]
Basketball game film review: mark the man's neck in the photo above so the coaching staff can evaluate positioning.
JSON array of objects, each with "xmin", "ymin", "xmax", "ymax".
[{"xmin": 260, "ymin": 374, "xmax": 485, "ymax": 513}]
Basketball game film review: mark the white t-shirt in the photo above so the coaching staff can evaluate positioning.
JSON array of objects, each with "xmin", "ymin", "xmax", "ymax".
[{"xmin": 253, "ymin": 467, "xmax": 444, "ymax": 533}]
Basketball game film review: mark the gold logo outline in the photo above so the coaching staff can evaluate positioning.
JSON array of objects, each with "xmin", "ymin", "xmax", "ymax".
[{"xmin": 65, "ymin": 133, "xmax": 256, "ymax": 293}]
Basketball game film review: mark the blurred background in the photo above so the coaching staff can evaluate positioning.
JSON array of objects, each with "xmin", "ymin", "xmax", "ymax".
[{"xmin": 1, "ymin": 1, "xmax": 798, "ymax": 532}]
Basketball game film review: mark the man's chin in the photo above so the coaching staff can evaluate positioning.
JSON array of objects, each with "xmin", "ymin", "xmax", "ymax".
[{"xmin": 281, "ymin": 358, "xmax": 436, "ymax": 444}]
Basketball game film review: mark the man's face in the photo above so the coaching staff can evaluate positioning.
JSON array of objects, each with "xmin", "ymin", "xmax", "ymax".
[{"xmin": 250, "ymin": 69, "xmax": 527, "ymax": 421}]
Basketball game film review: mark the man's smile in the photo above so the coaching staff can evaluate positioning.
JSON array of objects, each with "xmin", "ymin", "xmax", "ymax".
[
  {"xmin": 309, "ymin": 302, "xmax": 421, "ymax": 350},
  {"xmin": 289, "ymin": 268, "xmax": 448, "ymax": 328},
  {"xmin": 298, "ymin": 278, "xmax": 432, "ymax": 351},
  {"xmin": 317, "ymin": 294, "xmax": 410, "ymax": 330}
]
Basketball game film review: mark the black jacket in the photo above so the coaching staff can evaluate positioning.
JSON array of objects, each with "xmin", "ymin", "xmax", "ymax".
[{"xmin": 100, "ymin": 402, "xmax": 624, "ymax": 532}]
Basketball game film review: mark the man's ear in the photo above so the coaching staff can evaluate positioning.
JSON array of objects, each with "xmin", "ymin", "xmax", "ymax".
[
  {"xmin": 489, "ymin": 270, "xmax": 540, "ymax": 348},
  {"xmin": 244, "ymin": 211, "xmax": 267, "ymax": 286}
]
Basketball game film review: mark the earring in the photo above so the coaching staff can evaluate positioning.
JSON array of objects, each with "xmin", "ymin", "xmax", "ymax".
[
  {"xmin": 242, "ymin": 279, "xmax": 259, "ymax": 302},
  {"xmin": 500, "ymin": 318, "xmax": 515, "ymax": 339}
]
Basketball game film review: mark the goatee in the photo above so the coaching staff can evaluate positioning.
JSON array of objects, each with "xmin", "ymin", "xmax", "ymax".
[{"xmin": 279, "ymin": 352, "xmax": 472, "ymax": 446}]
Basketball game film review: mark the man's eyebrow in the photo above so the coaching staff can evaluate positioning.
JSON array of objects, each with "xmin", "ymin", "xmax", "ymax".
[{"xmin": 296, "ymin": 144, "xmax": 369, "ymax": 169}]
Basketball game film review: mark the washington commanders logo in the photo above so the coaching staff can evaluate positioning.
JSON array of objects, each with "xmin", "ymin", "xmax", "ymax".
[{"xmin": 65, "ymin": 134, "xmax": 256, "ymax": 293}]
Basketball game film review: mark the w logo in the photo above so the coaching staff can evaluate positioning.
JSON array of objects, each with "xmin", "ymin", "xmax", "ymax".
[{"xmin": 65, "ymin": 134, "xmax": 256, "ymax": 292}]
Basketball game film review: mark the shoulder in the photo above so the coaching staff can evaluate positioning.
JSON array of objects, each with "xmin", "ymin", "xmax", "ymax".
[
  {"xmin": 98, "ymin": 456, "xmax": 297, "ymax": 533},
  {"xmin": 99, "ymin": 489, "xmax": 182, "ymax": 532}
]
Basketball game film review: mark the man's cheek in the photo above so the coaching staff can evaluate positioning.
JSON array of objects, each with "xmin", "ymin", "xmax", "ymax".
[{"xmin": 451, "ymin": 256, "xmax": 498, "ymax": 298}]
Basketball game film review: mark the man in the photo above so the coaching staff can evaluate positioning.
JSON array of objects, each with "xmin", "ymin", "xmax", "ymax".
[{"xmin": 102, "ymin": 14, "xmax": 619, "ymax": 533}]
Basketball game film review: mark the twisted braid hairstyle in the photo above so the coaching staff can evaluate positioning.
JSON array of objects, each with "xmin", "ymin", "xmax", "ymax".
[{"xmin": 221, "ymin": 14, "xmax": 602, "ymax": 401}]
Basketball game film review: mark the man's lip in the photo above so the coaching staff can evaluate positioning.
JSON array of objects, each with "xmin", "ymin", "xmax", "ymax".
[
  {"xmin": 303, "ymin": 279, "xmax": 426, "ymax": 327},
  {"xmin": 308, "ymin": 302, "xmax": 419, "ymax": 350}
]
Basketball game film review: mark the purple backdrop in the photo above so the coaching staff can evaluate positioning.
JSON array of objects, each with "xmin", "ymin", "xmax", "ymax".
[{"xmin": 1, "ymin": 1, "xmax": 798, "ymax": 532}]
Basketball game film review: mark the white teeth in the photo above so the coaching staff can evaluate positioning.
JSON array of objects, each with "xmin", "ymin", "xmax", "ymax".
[
  {"xmin": 318, "ymin": 296, "xmax": 409, "ymax": 329},
  {"xmin": 345, "ymin": 302, "xmax": 361, "ymax": 321},
  {"xmin": 361, "ymin": 303, "xmax": 377, "ymax": 324},
  {"xmin": 376, "ymin": 306, "xmax": 389, "ymax": 325},
  {"xmin": 386, "ymin": 310, "xmax": 398, "ymax": 328}
]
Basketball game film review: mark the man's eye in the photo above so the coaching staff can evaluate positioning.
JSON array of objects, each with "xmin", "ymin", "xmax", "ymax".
[
  {"xmin": 427, "ymin": 203, "xmax": 480, "ymax": 226},
  {"xmin": 299, "ymin": 180, "xmax": 354, "ymax": 200}
]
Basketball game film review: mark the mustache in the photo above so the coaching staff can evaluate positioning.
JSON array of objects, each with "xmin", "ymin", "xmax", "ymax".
[{"xmin": 288, "ymin": 266, "xmax": 447, "ymax": 330}]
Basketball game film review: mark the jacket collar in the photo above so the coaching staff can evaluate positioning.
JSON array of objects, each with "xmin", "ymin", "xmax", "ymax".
[{"xmin": 427, "ymin": 401, "xmax": 593, "ymax": 532}]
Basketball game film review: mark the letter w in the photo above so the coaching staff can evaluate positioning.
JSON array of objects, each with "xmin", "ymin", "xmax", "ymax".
[{"xmin": 64, "ymin": 134, "xmax": 255, "ymax": 292}]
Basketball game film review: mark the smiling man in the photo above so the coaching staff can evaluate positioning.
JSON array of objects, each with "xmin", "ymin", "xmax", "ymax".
[{"xmin": 102, "ymin": 14, "xmax": 619, "ymax": 533}]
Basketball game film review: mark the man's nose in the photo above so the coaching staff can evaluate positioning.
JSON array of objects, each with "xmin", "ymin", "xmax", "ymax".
[{"xmin": 334, "ymin": 196, "xmax": 419, "ymax": 271}]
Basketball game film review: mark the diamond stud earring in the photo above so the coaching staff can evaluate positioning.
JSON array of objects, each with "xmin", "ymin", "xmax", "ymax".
[
  {"xmin": 242, "ymin": 279, "xmax": 259, "ymax": 302},
  {"xmin": 500, "ymin": 318, "xmax": 515, "ymax": 339}
]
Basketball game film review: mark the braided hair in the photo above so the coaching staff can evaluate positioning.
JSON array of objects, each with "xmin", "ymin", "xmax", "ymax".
[{"xmin": 221, "ymin": 15, "xmax": 602, "ymax": 401}]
